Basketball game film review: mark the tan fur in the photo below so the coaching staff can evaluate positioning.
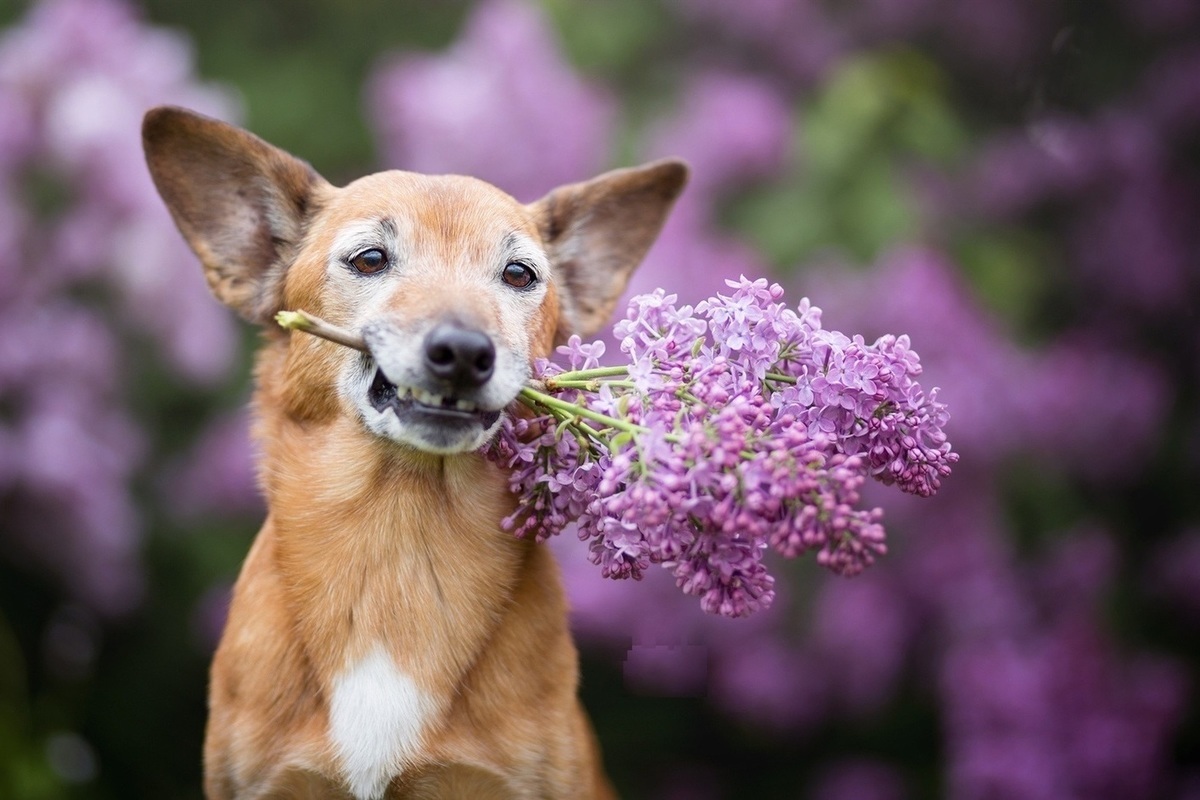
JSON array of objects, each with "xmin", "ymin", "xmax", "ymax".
[{"xmin": 143, "ymin": 106, "xmax": 685, "ymax": 799}]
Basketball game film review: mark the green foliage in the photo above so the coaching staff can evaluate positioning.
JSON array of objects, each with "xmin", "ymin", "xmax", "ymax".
[
  {"xmin": 541, "ymin": 0, "xmax": 670, "ymax": 76},
  {"xmin": 729, "ymin": 49, "xmax": 967, "ymax": 266}
]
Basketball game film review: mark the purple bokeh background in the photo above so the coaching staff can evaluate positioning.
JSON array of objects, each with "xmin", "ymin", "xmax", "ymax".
[{"xmin": 2, "ymin": 0, "xmax": 1197, "ymax": 796}]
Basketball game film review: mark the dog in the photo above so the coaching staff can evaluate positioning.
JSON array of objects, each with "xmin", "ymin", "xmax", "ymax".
[{"xmin": 142, "ymin": 106, "xmax": 686, "ymax": 799}]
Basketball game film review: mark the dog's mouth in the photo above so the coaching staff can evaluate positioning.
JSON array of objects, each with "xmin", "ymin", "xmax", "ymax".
[{"xmin": 367, "ymin": 367, "xmax": 502, "ymax": 429}]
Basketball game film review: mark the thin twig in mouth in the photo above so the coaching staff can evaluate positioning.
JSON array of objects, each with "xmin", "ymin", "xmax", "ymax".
[
  {"xmin": 276, "ymin": 309, "xmax": 550, "ymax": 393},
  {"xmin": 275, "ymin": 310, "xmax": 368, "ymax": 352}
]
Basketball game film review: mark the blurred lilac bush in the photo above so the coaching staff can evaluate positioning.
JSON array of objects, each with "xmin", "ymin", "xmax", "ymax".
[{"xmin": 0, "ymin": 0, "xmax": 239, "ymax": 615}]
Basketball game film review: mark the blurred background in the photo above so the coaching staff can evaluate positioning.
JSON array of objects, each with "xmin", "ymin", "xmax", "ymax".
[{"xmin": 0, "ymin": 0, "xmax": 1198, "ymax": 797}]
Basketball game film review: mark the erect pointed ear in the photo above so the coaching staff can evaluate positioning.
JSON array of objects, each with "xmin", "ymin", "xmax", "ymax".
[
  {"xmin": 142, "ymin": 106, "xmax": 330, "ymax": 324},
  {"xmin": 530, "ymin": 158, "xmax": 688, "ymax": 339}
]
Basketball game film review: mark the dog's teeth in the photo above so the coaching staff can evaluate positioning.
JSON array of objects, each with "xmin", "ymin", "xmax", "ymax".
[
  {"xmin": 396, "ymin": 385, "xmax": 411, "ymax": 399},
  {"xmin": 416, "ymin": 389, "xmax": 442, "ymax": 406},
  {"xmin": 455, "ymin": 399, "xmax": 476, "ymax": 412}
]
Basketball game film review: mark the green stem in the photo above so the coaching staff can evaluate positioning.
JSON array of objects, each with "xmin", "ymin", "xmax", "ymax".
[
  {"xmin": 275, "ymin": 310, "xmax": 368, "ymax": 352},
  {"xmin": 546, "ymin": 378, "xmax": 637, "ymax": 391},
  {"xmin": 552, "ymin": 366, "xmax": 630, "ymax": 381},
  {"xmin": 764, "ymin": 372, "xmax": 797, "ymax": 384},
  {"xmin": 519, "ymin": 387, "xmax": 651, "ymax": 435}
]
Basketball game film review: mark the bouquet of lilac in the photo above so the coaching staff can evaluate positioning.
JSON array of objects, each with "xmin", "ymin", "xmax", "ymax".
[
  {"xmin": 486, "ymin": 277, "xmax": 957, "ymax": 617},
  {"xmin": 277, "ymin": 276, "xmax": 956, "ymax": 618}
]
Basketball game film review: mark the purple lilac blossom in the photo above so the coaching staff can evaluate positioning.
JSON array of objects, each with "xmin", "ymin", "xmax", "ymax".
[
  {"xmin": 367, "ymin": 0, "xmax": 615, "ymax": 202},
  {"xmin": 488, "ymin": 278, "xmax": 957, "ymax": 617}
]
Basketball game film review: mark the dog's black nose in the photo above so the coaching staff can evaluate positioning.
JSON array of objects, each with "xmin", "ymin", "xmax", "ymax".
[{"xmin": 423, "ymin": 324, "xmax": 496, "ymax": 389}]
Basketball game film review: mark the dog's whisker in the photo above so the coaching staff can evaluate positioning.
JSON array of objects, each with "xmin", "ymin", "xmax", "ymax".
[{"xmin": 275, "ymin": 310, "xmax": 368, "ymax": 352}]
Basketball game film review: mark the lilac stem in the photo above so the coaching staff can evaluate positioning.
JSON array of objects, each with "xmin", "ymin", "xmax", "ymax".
[{"xmin": 275, "ymin": 310, "xmax": 368, "ymax": 352}]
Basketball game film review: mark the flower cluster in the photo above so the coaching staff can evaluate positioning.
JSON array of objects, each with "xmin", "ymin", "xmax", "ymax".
[{"xmin": 487, "ymin": 276, "xmax": 957, "ymax": 617}]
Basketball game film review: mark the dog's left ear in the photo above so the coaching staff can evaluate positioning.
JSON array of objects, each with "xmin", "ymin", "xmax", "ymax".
[
  {"xmin": 531, "ymin": 159, "xmax": 688, "ymax": 340},
  {"xmin": 142, "ymin": 106, "xmax": 330, "ymax": 324}
]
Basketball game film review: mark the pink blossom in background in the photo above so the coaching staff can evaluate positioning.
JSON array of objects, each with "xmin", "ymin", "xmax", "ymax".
[
  {"xmin": 1069, "ymin": 168, "xmax": 1196, "ymax": 315},
  {"xmin": 163, "ymin": 408, "xmax": 263, "ymax": 522},
  {"xmin": 970, "ymin": 118, "xmax": 1110, "ymax": 218},
  {"xmin": 811, "ymin": 760, "xmax": 907, "ymax": 800},
  {"xmin": 0, "ymin": 0, "xmax": 240, "ymax": 614},
  {"xmin": 642, "ymin": 72, "xmax": 793, "ymax": 198},
  {"xmin": 676, "ymin": 0, "xmax": 1056, "ymax": 84},
  {"xmin": 622, "ymin": 643, "xmax": 708, "ymax": 697},
  {"xmin": 809, "ymin": 575, "xmax": 912, "ymax": 716},
  {"xmin": 941, "ymin": 629, "xmax": 1187, "ymax": 800},
  {"xmin": 190, "ymin": 582, "xmax": 232, "ymax": 653},
  {"xmin": 1032, "ymin": 529, "xmax": 1118, "ymax": 619},
  {"xmin": 367, "ymin": 0, "xmax": 615, "ymax": 202},
  {"xmin": 1028, "ymin": 340, "xmax": 1169, "ymax": 480},
  {"xmin": 629, "ymin": 71, "xmax": 792, "ymax": 307},
  {"xmin": 1141, "ymin": 46, "xmax": 1200, "ymax": 139},
  {"xmin": 0, "ymin": 0, "xmax": 241, "ymax": 382},
  {"xmin": 0, "ymin": 300, "xmax": 145, "ymax": 614},
  {"xmin": 1145, "ymin": 529, "xmax": 1200, "ymax": 625},
  {"xmin": 964, "ymin": 78, "xmax": 1199, "ymax": 320},
  {"xmin": 804, "ymin": 246, "xmax": 1169, "ymax": 478},
  {"xmin": 672, "ymin": 0, "xmax": 846, "ymax": 84}
]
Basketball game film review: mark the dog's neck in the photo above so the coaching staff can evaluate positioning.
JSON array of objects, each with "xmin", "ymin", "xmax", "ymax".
[{"xmin": 251, "ymin": 361, "xmax": 533, "ymax": 700}]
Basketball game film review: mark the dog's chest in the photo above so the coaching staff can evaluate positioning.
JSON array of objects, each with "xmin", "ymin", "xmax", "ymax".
[{"xmin": 328, "ymin": 644, "xmax": 436, "ymax": 800}]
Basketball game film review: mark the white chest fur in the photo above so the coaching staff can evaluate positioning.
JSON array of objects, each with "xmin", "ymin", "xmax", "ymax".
[{"xmin": 329, "ymin": 645, "xmax": 435, "ymax": 800}]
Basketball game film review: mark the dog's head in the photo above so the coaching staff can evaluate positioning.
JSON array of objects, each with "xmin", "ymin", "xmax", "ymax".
[{"xmin": 143, "ymin": 107, "xmax": 686, "ymax": 454}]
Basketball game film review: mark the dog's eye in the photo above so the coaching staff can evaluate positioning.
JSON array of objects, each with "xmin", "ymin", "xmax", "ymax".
[
  {"xmin": 349, "ymin": 248, "xmax": 388, "ymax": 275},
  {"xmin": 502, "ymin": 261, "xmax": 536, "ymax": 289}
]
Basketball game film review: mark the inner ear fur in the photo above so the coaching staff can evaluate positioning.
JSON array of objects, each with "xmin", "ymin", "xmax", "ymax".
[
  {"xmin": 531, "ymin": 158, "xmax": 689, "ymax": 340},
  {"xmin": 142, "ymin": 106, "xmax": 329, "ymax": 324}
]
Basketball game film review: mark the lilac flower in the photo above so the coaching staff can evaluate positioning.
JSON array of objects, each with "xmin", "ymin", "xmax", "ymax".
[{"xmin": 486, "ymin": 279, "xmax": 956, "ymax": 617}]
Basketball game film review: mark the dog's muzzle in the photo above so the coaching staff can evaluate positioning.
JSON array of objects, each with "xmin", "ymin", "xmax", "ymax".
[{"xmin": 360, "ymin": 320, "xmax": 505, "ymax": 450}]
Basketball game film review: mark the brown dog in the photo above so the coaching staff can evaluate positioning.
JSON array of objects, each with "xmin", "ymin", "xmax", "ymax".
[{"xmin": 142, "ymin": 106, "xmax": 686, "ymax": 799}]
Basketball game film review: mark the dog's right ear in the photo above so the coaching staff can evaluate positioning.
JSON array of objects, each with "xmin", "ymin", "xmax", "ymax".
[{"xmin": 143, "ymin": 106, "xmax": 329, "ymax": 324}]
